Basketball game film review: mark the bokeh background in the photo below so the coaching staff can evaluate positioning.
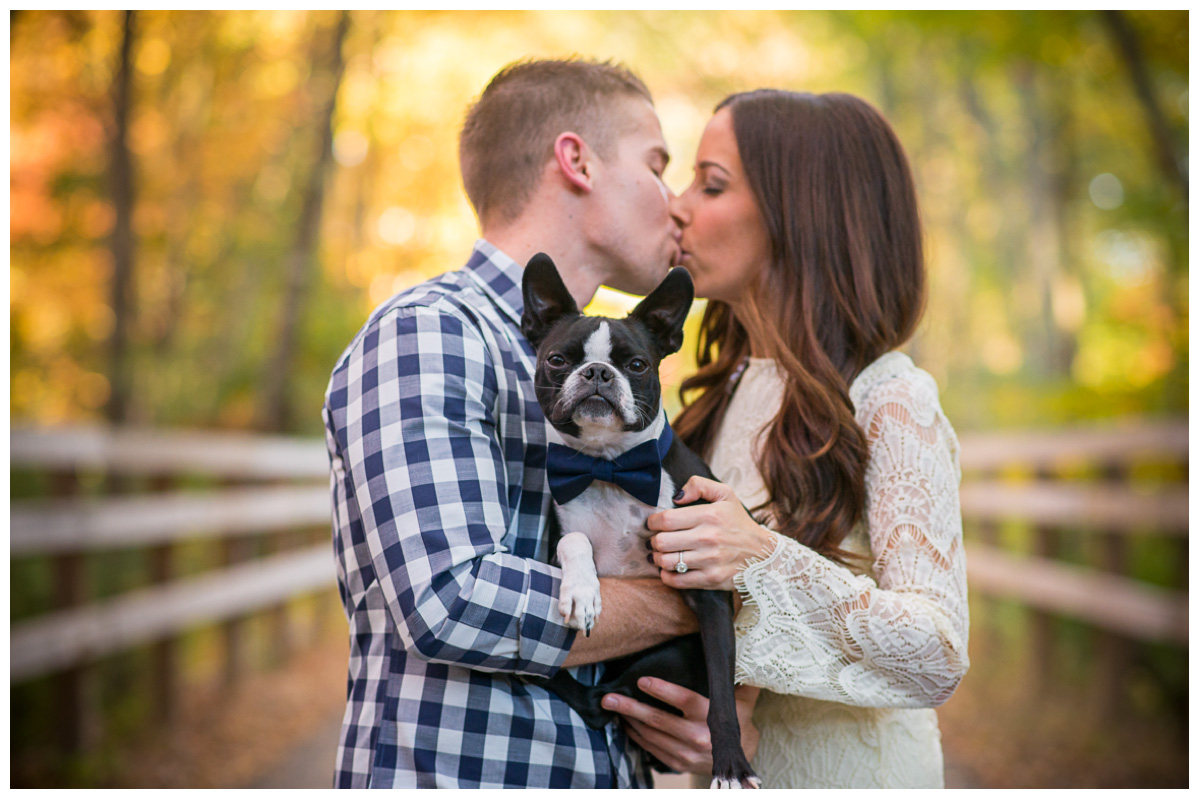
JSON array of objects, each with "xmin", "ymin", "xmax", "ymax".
[{"xmin": 9, "ymin": 9, "xmax": 1188, "ymax": 789}]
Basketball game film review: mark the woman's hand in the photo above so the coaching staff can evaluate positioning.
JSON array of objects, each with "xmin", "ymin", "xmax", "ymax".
[
  {"xmin": 646, "ymin": 476, "xmax": 776, "ymax": 591},
  {"xmin": 602, "ymin": 677, "xmax": 761, "ymax": 774}
]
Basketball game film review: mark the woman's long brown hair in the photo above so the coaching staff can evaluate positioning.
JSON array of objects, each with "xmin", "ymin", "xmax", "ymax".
[{"xmin": 673, "ymin": 90, "xmax": 926, "ymax": 563}]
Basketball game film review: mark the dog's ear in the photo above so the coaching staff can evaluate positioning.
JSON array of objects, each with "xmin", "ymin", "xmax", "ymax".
[
  {"xmin": 521, "ymin": 253, "xmax": 580, "ymax": 348},
  {"xmin": 628, "ymin": 267, "xmax": 694, "ymax": 357}
]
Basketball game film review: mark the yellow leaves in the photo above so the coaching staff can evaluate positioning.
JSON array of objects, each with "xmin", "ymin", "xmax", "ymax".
[
  {"xmin": 332, "ymin": 129, "xmax": 368, "ymax": 167},
  {"xmin": 972, "ymin": 290, "xmax": 1024, "ymax": 376},
  {"xmin": 981, "ymin": 334, "xmax": 1024, "ymax": 376},
  {"xmin": 130, "ymin": 108, "xmax": 169, "ymax": 155},
  {"xmin": 12, "ymin": 360, "xmax": 111, "ymax": 424},
  {"xmin": 339, "ymin": 66, "xmax": 378, "ymax": 118},
  {"xmin": 8, "ymin": 10, "xmax": 1190, "ymax": 430},
  {"xmin": 1073, "ymin": 324, "xmax": 1175, "ymax": 391},
  {"xmin": 343, "ymin": 251, "xmax": 382, "ymax": 289},
  {"xmin": 1051, "ymin": 275, "xmax": 1086, "ymax": 333},
  {"xmin": 137, "ymin": 37, "xmax": 172, "ymax": 76},
  {"xmin": 253, "ymin": 59, "xmax": 301, "ymax": 98},
  {"xmin": 377, "ymin": 207, "xmax": 417, "ymax": 246},
  {"xmin": 399, "ymin": 134, "xmax": 436, "ymax": 173}
]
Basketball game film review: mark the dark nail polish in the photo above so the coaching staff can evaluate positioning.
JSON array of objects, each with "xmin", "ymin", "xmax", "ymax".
[
  {"xmin": 646, "ymin": 553, "xmax": 654, "ymax": 564},
  {"xmin": 673, "ymin": 488, "xmax": 685, "ymax": 502}
]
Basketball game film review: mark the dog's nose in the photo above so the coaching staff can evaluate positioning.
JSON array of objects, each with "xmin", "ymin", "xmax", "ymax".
[{"xmin": 582, "ymin": 364, "xmax": 613, "ymax": 385}]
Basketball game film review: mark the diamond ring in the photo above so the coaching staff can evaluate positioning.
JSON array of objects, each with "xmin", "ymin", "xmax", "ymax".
[{"xmin": 675, "ymin": 552, "xmax": 689, "ymax": 574}]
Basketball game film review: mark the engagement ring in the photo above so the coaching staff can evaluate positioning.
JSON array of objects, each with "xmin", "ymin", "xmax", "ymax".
[{"xmin": 675, "ymin": 552, "xmax": 689, "ymax": 574}]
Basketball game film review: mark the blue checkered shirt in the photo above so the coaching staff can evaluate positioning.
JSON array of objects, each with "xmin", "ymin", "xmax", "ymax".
[{"xmin": 323, "ymin": 240, "xmax": 653, "ymax": 788}]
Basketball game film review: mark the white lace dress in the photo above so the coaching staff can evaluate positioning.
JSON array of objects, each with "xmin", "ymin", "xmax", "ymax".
[{"xmin": 707, "ymin": 351, "xmax": 969, "ymax": 789}]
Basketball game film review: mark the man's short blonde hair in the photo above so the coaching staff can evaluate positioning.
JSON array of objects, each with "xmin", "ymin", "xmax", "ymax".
[{"xmin": 459, "ymin": 58, "xmax": 653, "ymax": 227}]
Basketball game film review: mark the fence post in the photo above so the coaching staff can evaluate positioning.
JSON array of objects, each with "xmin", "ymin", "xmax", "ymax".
[
  {"xmin": 1093, "ymin": 462, "xmax": 1133, "ymax": 720},
  {"xmin": 222, "ymin": 536, "xmax": 257, "ymax": 688},
  {"xmin": 268, "ymin": 527, "xmax": 294, "ymax": 666},
  {"xmin": 148, "ymin": 476, "xmax": 177, "ymax": 725},
  {"xmin": 1027, "ymin": 468, "xmax": 1057, "ymax": 696},
  {"xmin": 972, "ymin": 518, "xmax": 999, "ymax": 665},
  {"xmin": 50, "ymin": 469, "xmax": 102, "ymax": 754}
]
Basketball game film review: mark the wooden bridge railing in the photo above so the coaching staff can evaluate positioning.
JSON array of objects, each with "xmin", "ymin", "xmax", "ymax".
[
  {"xmin": 954, "ymin": 418, "xmax": 1188, "ymax": 717},
  {"xmin": 10, "ymin": 418, "xmax": 1188, "ymax": 754},
  {"xmin": 10, "ymin": 426, "xmax": 335, "ymax": 754}
]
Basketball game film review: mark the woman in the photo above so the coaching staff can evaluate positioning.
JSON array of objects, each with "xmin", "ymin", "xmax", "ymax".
[{"xmin": 601, "ymin": 90, "xmax": 969, "ymax": 789}]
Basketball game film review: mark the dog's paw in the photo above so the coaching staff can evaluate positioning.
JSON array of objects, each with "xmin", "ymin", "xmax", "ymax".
[
  {"xmin": 558, "ymin": 571, "xmax": 602, "ymax": 635},
  {"xmin": 710, "ymin": 771, "xmax": 761, "ymax": 790}
]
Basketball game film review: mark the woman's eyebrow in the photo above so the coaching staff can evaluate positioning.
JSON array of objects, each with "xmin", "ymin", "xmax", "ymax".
[{"xmin": 697, "ymin": 160, "xmax": 731, "ymax": 176}]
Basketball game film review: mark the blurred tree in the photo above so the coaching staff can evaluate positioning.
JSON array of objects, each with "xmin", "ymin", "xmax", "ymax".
[
  {"xmin": 258, "ymin": 10, "xmax": 350, "ymax": 431},
  {"xmin": 1101, "ymin": 10, "xmax": 1188, "ymax": 203},
  {"xmin": 106, "ymin": 10, "xmax": 136, "ymax": 423},
  {"xmin": 8, "ymin": 10, "xmax": 1188, "ymax": 435}
]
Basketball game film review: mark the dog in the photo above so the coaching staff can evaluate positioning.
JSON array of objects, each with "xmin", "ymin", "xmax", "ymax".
[{"xmin": 520, "ymin": 253, "xmax": 760, "ymax": 790}]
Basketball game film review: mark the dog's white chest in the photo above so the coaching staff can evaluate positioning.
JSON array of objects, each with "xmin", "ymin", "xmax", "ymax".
[{"xmin": 554, "ymin": 472, "xmax": 675, "ymax": 578}]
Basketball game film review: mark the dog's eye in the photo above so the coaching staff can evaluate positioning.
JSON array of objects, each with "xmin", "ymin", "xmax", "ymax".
[
  {"xmin": 628, "ymin": 358, "xmax": 648, "ymax": 373},
  {"xmin": 546, "ymin": 354, "xmax": 567, "ymax": 368}
]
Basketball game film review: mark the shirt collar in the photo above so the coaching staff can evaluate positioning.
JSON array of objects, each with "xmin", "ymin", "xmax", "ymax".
[{"xmin": 464, "ymin": 239, "xmax": 526, "ymax": 328}]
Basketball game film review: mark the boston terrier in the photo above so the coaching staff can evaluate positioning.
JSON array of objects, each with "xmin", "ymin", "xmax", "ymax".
[{"xmin": 521, "ymin": 253, "xmax": 760, "ymax": 790}]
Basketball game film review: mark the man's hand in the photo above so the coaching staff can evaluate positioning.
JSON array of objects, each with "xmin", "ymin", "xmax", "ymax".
[{"xmin": 601, "ymin": 677, "xmax": 761, "ymax": 774}]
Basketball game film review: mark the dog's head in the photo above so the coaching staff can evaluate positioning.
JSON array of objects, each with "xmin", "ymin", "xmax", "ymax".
[{"xmin": 521, "ymin": 253, "xmax": 693, "ymax": 443}]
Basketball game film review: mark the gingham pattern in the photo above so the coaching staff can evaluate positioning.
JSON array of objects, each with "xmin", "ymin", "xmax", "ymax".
[{"xmin": 323, "ymin": 240, "xmax": 652, "ymax": 788}]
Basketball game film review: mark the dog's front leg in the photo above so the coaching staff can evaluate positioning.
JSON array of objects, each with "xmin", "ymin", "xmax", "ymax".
[{"xmin": 557, "ymin": 531, "xmax": 602, "ymax": 635}]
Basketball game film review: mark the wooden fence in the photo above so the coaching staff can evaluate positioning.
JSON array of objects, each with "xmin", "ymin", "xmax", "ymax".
[
  {"xmin": 955, "ymin": 419, "xmax": 1188, "ymax": 717},
  {"xmin": 9, "ymin": 418, "xmax": 1188, "ymax": 754},
  {"xmin": 10, "ymin": 426, "xmax": 335, "ymax": 754}
]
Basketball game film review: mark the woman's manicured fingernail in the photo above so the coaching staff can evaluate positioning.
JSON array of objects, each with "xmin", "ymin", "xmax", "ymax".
[
  {"xmin": 646, "ymin": 553, "xmax": 654, "ymax": 564},
  {"xmin": 673, "ymin": 488, "xmax": 685, "ymax": 502}
]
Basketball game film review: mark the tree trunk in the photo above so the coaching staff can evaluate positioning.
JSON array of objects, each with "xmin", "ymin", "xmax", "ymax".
[
  {"xmin": 258, "ymin": 11, "xmax": 350, "ymax": 432},
  {"xmin": 1100, "ymin": 10, "xmax": 1188, "ymax": 203},
  {"xmin": 1016, "ymin": 62, "xmax": 1062, "ymax": 377},
  {"xmin": 105, "ymin": 10, "xmax": 137, "ymax": 425}
]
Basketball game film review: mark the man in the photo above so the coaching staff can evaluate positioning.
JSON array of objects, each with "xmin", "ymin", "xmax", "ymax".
[{"xmin": 323, "ymin": 58, "xmax": 697, "ymax": 789}]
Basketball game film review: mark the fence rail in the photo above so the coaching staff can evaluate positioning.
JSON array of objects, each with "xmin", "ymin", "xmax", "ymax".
[
  {"xmin": 9, "ymin": 417, "xmax": 1188, "ymax": 751},
  {"xmin": 964, "ymin": 543, "xmax": 1187, "ymax": 645},
  {"xmin": 11, "ymin": 546, "xmax": 333, "ymax": 682},
  {"xmin": 958, "ymin": 481, "xmax": 1187, "ymax": 534},
  {"xmin": 10, "ymin": 425, "xmax": 329, "ymax": 479},
  {"xmin": 11, "ymin": 485, "xmax": 331, "ymax": 555}
]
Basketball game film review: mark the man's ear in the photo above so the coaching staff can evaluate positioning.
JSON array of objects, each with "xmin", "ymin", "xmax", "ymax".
[
  {"xmin": 554, "ymin": 132, "xmax": 593, "ymax": 193},
  {"xmin": 628, "ymin": 268, "xmax": 695, "ymax": 357},
  {"xmin": 521, "ymin": 253, "xmax": 580, "ymax": 348}
]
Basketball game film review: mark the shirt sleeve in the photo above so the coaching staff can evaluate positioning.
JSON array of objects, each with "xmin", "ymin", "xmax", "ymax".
[
  {"xmin": 326, "ymin": 303, "xmax": 575, "ymax": 677},
  {"xmin": 731, "ymin": 374, "xmax": 969, "ymax": 707}
]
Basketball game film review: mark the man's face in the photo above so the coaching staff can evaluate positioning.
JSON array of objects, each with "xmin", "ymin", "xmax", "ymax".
[{"xmin": 587, "ymin": 98, "xmax": 682, "ymax": 296}]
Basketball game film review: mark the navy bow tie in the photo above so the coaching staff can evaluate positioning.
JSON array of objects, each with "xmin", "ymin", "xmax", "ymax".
[{"xmin": 546, "ymin": 419, "xmax": 674, "ymax": 507}]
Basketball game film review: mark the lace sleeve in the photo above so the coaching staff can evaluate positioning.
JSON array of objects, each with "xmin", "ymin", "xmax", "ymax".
[{"xmin": 731, "ymin": 374, "xmax": 970, "ymax": 708}]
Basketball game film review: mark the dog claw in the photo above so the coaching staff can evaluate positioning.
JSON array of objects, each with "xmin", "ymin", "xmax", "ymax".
[{"xmin": 710, "ymin": 775, "xmax": 761, "ymax": 790}]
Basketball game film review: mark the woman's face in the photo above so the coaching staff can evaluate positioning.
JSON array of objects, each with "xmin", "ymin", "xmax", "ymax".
[{"xmin": 670, "ymin": 108, "xmax": 772, "ymax": 307}]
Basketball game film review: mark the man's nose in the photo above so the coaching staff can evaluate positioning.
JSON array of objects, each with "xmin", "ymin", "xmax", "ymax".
[
  {"xmin": 582, "ymin": 364, "xmax": 613, "ymax": 384},
  {"xmin": 668, "ymin": 193, "xmax": 688, "ymax": 227}
]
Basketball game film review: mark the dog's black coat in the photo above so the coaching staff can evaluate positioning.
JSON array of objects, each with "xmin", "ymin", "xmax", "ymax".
[{"xmin": 520, "ymin": 253, "xmax": 758, "ymax": 789}]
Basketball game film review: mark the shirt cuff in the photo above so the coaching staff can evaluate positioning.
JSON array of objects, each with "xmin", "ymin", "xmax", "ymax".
[{"xmin": 514, "ymin": 564, "xmax": 578, "ymax": 677}]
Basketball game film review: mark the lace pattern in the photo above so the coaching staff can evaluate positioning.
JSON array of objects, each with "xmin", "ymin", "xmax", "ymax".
[{"xmin": 708, "ymin": 351, "xmax": 968, "ymax": 787}]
